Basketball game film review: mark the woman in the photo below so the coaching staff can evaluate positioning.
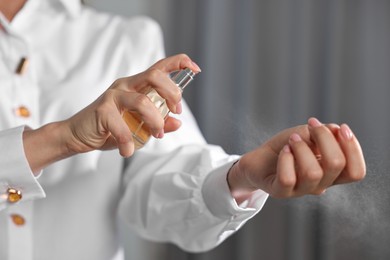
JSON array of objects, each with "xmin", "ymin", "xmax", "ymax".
[{"xmin": 0, "ymin": 0, "xmax": 365, "ymax": 259}]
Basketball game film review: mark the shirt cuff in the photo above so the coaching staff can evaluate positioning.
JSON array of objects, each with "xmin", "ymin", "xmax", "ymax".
[
  {"xmin": 201, "ymin": 160, "xmax": 268, "ymax": 219},
  {"xmin": 0, "ymin": 126, "xmax": 45, "ymax": 210}
]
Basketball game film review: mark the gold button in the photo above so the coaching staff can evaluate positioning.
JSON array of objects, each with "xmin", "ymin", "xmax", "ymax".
[
  {"xmin": 10, "ymin": 214, "xmax": 25, "ymax": 226},
  {"xmin": 7, "ymin": 188, "xmax": 22, "ymax": 203},
  {"xmin": 15, "ymin": 106, "xmax": 31, "ymax": 118},
  {"xmin": 15, "ymin": 57, "xmax": 29, "ymax": 75}
]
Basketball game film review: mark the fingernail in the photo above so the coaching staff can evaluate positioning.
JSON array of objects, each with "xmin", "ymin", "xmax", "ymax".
[
  {"xmin": 341, "ymin": 124, "xmax": 353, "ymax": 140},
  {"xmin": 153, "ymin": 129, "xmax": 164, "ymax": 139},
  {"xmin": 191, "ymin": 61, "xmax": 202, "ymax": 72},
  {"xmin": 308, "ymin": 117, "xmax": 322, "ymax": 127},
  {"xmin": 283, "ymin": 144, "xmax": 291, "ymax": 153},
  {"xmin": 289, "ymin": 133, "xmax": 302, "ymax": 143},
  {"xmin": 157, "ymin": 129, "xmax": 165, "ymax": 139},
  {"xmin": 176, "ymin": 102, "xmax": 182, "ymax": 114}
]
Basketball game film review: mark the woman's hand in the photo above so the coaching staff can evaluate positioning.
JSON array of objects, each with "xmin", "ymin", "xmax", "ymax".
[
  {"xmin": 227, "ymin": 117, "xmax": 366, "ymax": 203},
  {"xmin": 23, "ymin": 54, "xmax": 201, "ymax": 173}
]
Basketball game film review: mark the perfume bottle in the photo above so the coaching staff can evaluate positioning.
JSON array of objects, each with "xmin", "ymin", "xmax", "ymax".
[{"xmin": 122, "ymin": 68, "xmax": 196, "ymax": 149}]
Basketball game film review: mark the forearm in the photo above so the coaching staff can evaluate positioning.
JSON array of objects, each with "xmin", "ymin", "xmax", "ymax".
[{"xmin": 22, "ymin": 121, "xmax": 75, "ymax": 175}]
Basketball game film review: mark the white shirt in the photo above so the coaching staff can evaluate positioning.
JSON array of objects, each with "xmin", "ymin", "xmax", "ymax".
[{"xmin": 0, "ymin": 0, "xmax": 268, "ymax": 259}]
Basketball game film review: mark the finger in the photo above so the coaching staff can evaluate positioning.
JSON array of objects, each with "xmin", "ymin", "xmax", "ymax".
[
  {"xmin": 308, "ymin": 117, "xmax": 346, "ymax": 189},
  {"xmin": 117, "ymin": 90, "xmax": 165, "ymax": 138},
  {"xmin": 142, "ymin": 69, "xmax": 184, "ymax": 113},
  {"xmin": 148, "ymin": 54, "xmax": 201, "ymax": 113},
  {"xmin": 151, "ymin": 53, "xmax": 201, "ymax": 74},
  {"xmin": 115, "ymin": 54, "xmax": 200, "ymax": 114},
  {"xmin": 273, "ymin": 145, "xmax": 297, "ymax": 198},
  {"xmin": 103, "ymin": 109, "xmax": 135, "ymax": 157},
  {"xmin": 100, "ymin": 136, "xmax": 120, "ymax": 151},
  {"xmin": 263, "ymin": 124, "xmax": 309, "ymax": 155},
  {"xmin": 116, "ymin": 54, "xmax": 200, "ymax": 91},
  {"xmin": 289, "ymin": 133, "xmax": 324, "ymax": 194},
  {"xmin": 164, "ymin": 117, "xmax": 182, "ymax": 133},
  {"xmin": 121, "ymin": 69, "xmax": 182, "ymax": 114},
  {"xmin": 333, "ymin": 124, "xmax": 366, "ymax": 184},
  {"xmin": 325, "ymin": 123, "xmax": 341, "ymax": 134}
]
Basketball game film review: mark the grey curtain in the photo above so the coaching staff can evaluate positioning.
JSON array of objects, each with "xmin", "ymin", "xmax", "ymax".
[{"xmin": 90, "ymin": 0, "xmax": 390, "ymax": 259}]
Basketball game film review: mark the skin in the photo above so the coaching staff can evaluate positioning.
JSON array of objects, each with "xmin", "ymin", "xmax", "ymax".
[
  {"xmin": 22, "ymin": 55, "xmax": 200, "ymax": 173},
  {"xmin": 228, "ymin": 119, "xmax": 365, "ymax": 203},
  {"xmin": 0, "ymin": 0, "xmax": 25, "ymax": 21},
  {"xmin": 1, "ymin": 0, "xmax": 366, "ymax": 203}
]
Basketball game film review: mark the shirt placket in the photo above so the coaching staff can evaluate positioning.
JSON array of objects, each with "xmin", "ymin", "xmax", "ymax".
[
  {"xmin": 1, "ymin": 21, "xmax": 39, "ymax": 260},
  {"xmin": 11, "ymin": 38, "xmax": 39, "ymax": 129},
  {"xmin": 7, "ymin": 202, "xmax": 34, "ymax": 260}
]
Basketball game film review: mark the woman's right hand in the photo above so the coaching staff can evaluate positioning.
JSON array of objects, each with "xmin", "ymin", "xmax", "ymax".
[{"xmin": 23, "ymin": 54, "xmax": 201, "ymax": 173}]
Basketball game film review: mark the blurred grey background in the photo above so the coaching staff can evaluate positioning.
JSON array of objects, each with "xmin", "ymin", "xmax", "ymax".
[{"xmin": 87, "ymin": 0, "xmax": 390, "ymax": 259}]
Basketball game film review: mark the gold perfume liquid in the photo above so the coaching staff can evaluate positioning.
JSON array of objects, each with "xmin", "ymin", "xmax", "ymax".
[{"xmin": 123, "ymin": 68, "xmax": 195, "ymax": 149}]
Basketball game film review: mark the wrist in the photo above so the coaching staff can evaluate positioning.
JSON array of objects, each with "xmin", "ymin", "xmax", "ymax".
[
  {"xmin": 227, "ymin": 160, "xmax": 257, "ymax": 204},
  {"xmin": 23, "ymin": 121, "xmax": 75, "ymax": 174}
]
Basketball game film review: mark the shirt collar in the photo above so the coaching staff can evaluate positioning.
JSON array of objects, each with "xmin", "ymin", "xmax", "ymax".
[{"xmin": 0, "ymin": 0, "xmax": 82, "ymax": 34}]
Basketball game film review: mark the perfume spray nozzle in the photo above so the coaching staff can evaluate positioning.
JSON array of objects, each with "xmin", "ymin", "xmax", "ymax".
[{"xmin": 170, "ymin": 68, "xmax": 195, "ymax": 91}]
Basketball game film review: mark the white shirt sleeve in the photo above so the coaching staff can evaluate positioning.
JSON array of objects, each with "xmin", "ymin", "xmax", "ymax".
[
  {"xmin": 0, "ymin": 126, "xmax": 45, "ymax": 211},
  {"xmin": 117, "ymin": 102, "xmax": 268, "ymax": 252}
]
